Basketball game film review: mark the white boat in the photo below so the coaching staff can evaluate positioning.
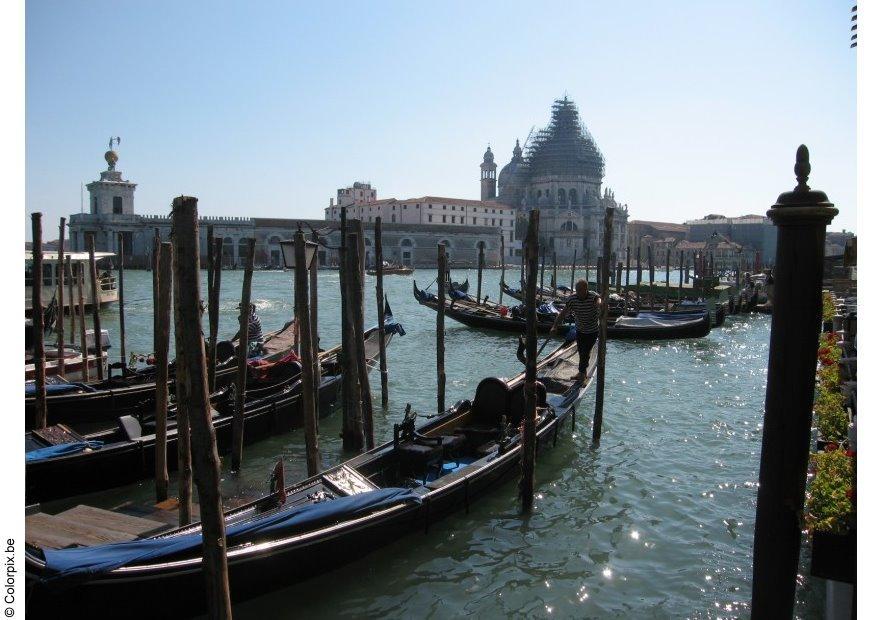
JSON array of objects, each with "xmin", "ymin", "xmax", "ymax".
[
  {"xmin": 25, "ymin": 348, "xmax": 106, "ymax": 383},
  {"xmin": 25, "ymin": 250, "xmax": 118, "ymax": 315}
]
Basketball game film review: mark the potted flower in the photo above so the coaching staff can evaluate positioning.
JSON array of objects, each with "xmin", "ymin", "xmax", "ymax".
[
  {"xmin": 814, "ymin": 390, "xmax": 848, "ymax": 450},
  {"xmin": 822, "ymin": 292, "xmax": 836, "ymax": 332},
  {"xmin": 806, "ymin": 448, "xmax": 856, "ymax": 583}
]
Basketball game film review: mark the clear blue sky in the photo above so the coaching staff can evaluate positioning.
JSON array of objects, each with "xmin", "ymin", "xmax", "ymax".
[{"xmin": 26, "ymin": 0, "xmax": 856, "ymax": 237}]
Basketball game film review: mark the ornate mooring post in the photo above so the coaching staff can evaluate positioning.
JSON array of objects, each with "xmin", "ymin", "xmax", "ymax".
[{"xmin": 750, "ymin": 146, "xmax": 837, "ymax": 618}]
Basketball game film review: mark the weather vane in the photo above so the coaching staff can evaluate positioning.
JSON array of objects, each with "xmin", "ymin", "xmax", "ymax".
[{"xmin": 108, "ymin": 136, "xmax": 121, "ymax": 150}]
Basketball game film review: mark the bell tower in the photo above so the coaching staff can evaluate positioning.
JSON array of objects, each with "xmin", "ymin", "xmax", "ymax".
[{"xmin": 480, "ymin": 145, "xmax": 496, "ymax": 201}]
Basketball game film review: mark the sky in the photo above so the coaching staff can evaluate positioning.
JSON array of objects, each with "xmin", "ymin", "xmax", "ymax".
[{"xmin": 25, "ymin": 1, "xmax": 857, "ymax": 237}]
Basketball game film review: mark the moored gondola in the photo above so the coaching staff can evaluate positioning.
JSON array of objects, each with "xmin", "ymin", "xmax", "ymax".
[
  {"xmin": 25, "ymin": 337, "xmax": 595, "ymax": 617},
  {"xmin": 25, "ymin": 323, "xmax": 402, "ymax": 503}
]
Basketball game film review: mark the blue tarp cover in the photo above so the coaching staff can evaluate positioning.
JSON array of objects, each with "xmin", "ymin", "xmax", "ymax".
[
  {"xmin": 26, "ymin": 440, "xmax": 104, "ymax": 462},
  {"xmin": 449, "ymin": 289, "xmax": 467, "ymax": 300},
  {"xmin": 25, "ymin": 382, "xmax": 94, "ymax": 396},
  {"xmin": 42, "ymin": 487, "xmax": 421, "ymax": 582}
]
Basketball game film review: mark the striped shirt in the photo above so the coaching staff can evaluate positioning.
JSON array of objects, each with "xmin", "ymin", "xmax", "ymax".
[
  {"xmin": 565, "ymin": 291, "xmax": 600, "ymax": 334},
  {"xmin": 248, "ymin": 312, "xmax": 264, "ymax": 343}
]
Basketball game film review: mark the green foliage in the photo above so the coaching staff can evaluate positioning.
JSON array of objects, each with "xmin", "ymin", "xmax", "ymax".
[
  {"xmin": 817, "ymin": 363, "xmax": 842, "ymax": 393},
  {"xmin": 807, "ymin": 449, "xmax": 855, "ymax": 534},
  {"xmin": 814, "ymin": 390, "xmax": 848, "ymax": 441},
  {"xmin": 822, "ymin": 292, "xmax": 836, "ymax": 322}
]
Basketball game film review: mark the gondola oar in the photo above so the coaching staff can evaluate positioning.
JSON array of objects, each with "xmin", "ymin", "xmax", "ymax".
[{"xmin": 516, "ymin": 335, "xmax": 553, "ymax": 365}]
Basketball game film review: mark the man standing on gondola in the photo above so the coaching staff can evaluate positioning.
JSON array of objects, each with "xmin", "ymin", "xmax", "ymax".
[{"xmin": 550, "ymin": 279, "xmax": 601, "ymax": 379}]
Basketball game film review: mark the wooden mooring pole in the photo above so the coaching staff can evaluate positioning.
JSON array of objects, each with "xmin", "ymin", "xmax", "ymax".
[
  {"xmin": 77, "ymin": 263, "xmax": 89, "ymax": 382},
  {"xmin": 592, "ymin": 207, "xmax": 614, "ymax": 447},
  {"xmin": 552, "ymin": 251, "xmax": 558, "ymax": 291},
  {"xmin": 635, "ymin": 246, "xmax": 642, "ymax": 310},
  {"xmin": 152, "ymin": 230, "xmax": 160, "ymax": 357},
  {"xmin": 539, "ymin": 251, "xmax": 546, "ymax": 301},
  {"xmin": 31, "ymin": 213, "xmax": 47, "ymax": 428},
  {"xmin": 339, "ymin": 208, "xmax": 363, "ymax": 450},
  {"xmin": 570, "ymin": 247, "xmax": 577, "ymax": 288},
  {"xmin": 117, "ymin": 232, "xmax": 126, "ymax": 366},
  {"xmin": 86, "ymin": 233, "xmax": 104, "ymax": 380},
  {"xmin": 437, "ymin": 243, "xmax": 447, "ymax": 413},
  {"xmin": 206, "ymin": 225, "xmax": 215, "ymax": 390},
  {"xmin": 295, "ymin": 230, "xmax": 322, "ymax": 474},
  {"xmin": 585, "ymin": 249, "xmax": 590, "ymax": 283},
  {"xmin": 664, "ymin": 248, "xmax": 671, "ymax": 311},
  {"xmin": 678, "ymin": 251, "xmax": 685, "ymax": 304},
  {"xmin": 750, "ymin": 147, "xmax": 837, "ymax": 618},
  {"xmin": 170, "ymin": 195, "xmax": 232, "ymax": 618},
  {"xmin": 625, "ymin": 245, "xmax": 631, "ymax": 288},
  {"xmin": 499, "ymin": 234, "xmax": 506, "ymax": 306},
  {"xmin": 209, "ymin": 237, "xmax": 223, "ymax": 391},
  {"xmin": 520, "ymin": 209, "xmax": 540, "ymax": 512},
  {"xmin": 342, "ymin": 231, "xmax": 365, "ymax": 450},
  {"xmin": 232, "ymin": 238, "xmax": 255, "ymax": 472},
  {"xmin": 67, "ymin": 256, "xmax": 75, "ymax": 350},
  {"xmin": 154, "ymin": 242, "xmax": 172, "ymax": 502},
  {"xmin": 616, "ymin": 261, "xmax": 623, "ymax": 294},
  {"xmin": 476, "ymin": 242, "xmax": 485, "ymax": 305},
  {"xmin": 172, "ymin": 236, "xmax": 193, "ymax": 526},
  {"xmin": 375, "ymin": 217, "xmax": 389, "ymax": 408},
  {"xmin": 347, "ymin": 237, "xmax": 375, "ymax": 449},
  {"xmin": 57, "ymin": 218, "xmax": 66, "ymax": 377},
  {"xmin": 309, "ymin": 230, "xmax": 320, "ymax": 427}
]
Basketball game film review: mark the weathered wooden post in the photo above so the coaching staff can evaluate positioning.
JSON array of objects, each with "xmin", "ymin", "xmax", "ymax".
[
  {"xmin": 476, "ymin": 242, "xmax": 485, "ymax": 305},
  {"xmin": 86, "ymin": 233, "xmax": 104, "ymax": 380},
  {"xmin": 77, "ymin": 263, "xmax": 89, "ymax": 382},
  {"xmin": 678, "ymin": 250, "xmax": 685, "ymax": 304},
  {"xmin": 56, "ymin": 218, "xmax": 66, "ymax": 377},
  {"xmin": 585, "ymin": 249, "xmax": 590, "ymax": 283},
  {"xmin": 539, "ymin": 250, "xmax": 546, "ymax": 301},
  {"xmin": 154, "ymin": 242, "xmax": 172, "ymax": 502},
  {"xmin": 635, "ymin": 245, "xmax": 642, "ymax": 310},
  {"xmin": 592, "ymin": 208, "xmax": 614, "ymax": 447},
  {"xmin": 552, "ymin": 251, "xmax": 558, "ymax": 291},
  {"xmin": 625, "ymin": 245, "xmax": 631, "ymax": 288},
  {"xmin": 664, "ymin": 248, "xmax": 671, "ymax": 311},
  {"xmin": 616, "ymin": 261, "xmax": 623, "ymax": 294},
  {"xmin": 294, "ymin": 230, "xmax": 322, "ymax": 474},
  {"xmin": 347, "ymin": 239, "xmax": 375, "ymax": 449},
  {"xmin": 206, "ymin": 225, "xmax": 215, "ymax": 388},
  {"xmin": 570, "ymin": 247, "xmax": 577, "ymax": 288},
  {"xmin": 152, "ymin": 230, "xmax": 160, "ymax": 356},
  {"xmin": 231, "ymin": 237, "xmax": 255, "ymax": 472},
  {"xmin": 339, "ymin": 208, "xmax": 361, "ymax": 450},
  {"xmin": 499, "ymin": 234, "xmax": 506, "ymax": 306},
  {"xmin": 208, "ymin": 237, "xmax": 223, "ymax": 391},
  {"xmin": 375, "ymin": 217, "xmax": 389, "ymax": 408},
  {"xmin": 31, "ymin": 213, "xmax": 47, "ymax": 428},
  {"xmin": 343, "ymin": 231, "xmax": 366, "ymax": 450},
  {"xmin": 437, "ymin": 243, "xmax": 447, "ymax": 413},
  {"xmin": 66, "ymin": 256, "xmax": 75, "ymax": 350},
  {"xmin": 309, "ymin": 230, "xmax": 320, "ymax": 424},
  {"xmin": 171, "ymin": 235, "xmax": 192, "ymax": 527},
  {"xmin": 117, "ymin": 232, "xmax": 126, "ymax": 366},
  {"xmin": 520, "ymin": 209, "xmax": 540, "ymax": 512},
  {"xmin": 750, "ymin": 147, "xmax": 837, "ymax": 618},
  {"xmin": 170, "ymin": 195, "xmax": 232, "ymax": 618}
]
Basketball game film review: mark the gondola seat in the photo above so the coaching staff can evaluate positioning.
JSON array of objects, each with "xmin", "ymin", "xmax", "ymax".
[
  {"xmin": 117, "ymin": 415, "xmax": 142, "ymax": 441},
  {"xmin": 507, "ymin": 381, "xmax": 547, "ymax": 427},
  {"xmin": 454, "ymin": 377, "xmax": 511, "ymax": 448}
]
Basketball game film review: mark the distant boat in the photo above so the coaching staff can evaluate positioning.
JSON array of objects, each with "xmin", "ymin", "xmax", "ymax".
[
  {"xmin": 366, "ymin": 261, "xmax": 414, "ymax": 276},
  {"xmin": 25, "ymin": 250, "xmax": 118, "ymax": 316}
]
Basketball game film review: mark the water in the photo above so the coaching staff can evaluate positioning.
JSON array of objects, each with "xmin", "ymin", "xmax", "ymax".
[{"xmin": 48, "ymin": 267, "xmax": 824, "ymax": 618}]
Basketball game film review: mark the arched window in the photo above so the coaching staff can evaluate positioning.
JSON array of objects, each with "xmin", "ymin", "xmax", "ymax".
[
  {"xmin": 477, "ymin": 240, "xmax": 486, "ymax": 250},
  {"xmin": 400, "ymin": 238, "xmax": 414, "ymax": 247},
  {"xmin": 537, "ymin": 189, "xmax": 542, "ymax": 198},
  {"xmin": 440, "ymin": 239, "xmax": 452, "ymax": 248},
  {"xmin": 237, "ymin": 238, "xmax": 249, "ymax": 261},
  {"xmin": 560, "ymin": 220, "xmax": 578, "ymax": 232},
  {"xmin": 569, "ymin": 189, "xmax": 578, "ymax": 205},
  {"xmin": 222, "ymin": 237, "xmax": 234, "ymax": 257},
  {"xmin": 557, "ymin": 188, "xmax": 566, "ymax": 205}
]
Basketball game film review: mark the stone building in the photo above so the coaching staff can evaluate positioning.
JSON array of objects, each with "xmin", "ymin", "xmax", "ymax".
[
  {"xmin": 488, "ymin": 97, "xmax": 630, "ymax": 263},
  {"xmin": 684, "ymin": 214, "xmax": 777, "ymax": 266},
  {"xmin": 627, "ymin": 220, "xmax": 689, "ymax": 260},
  {"xmin": 68, "ymin": 146, "xmax": 502, "ymax": 268},
  {"xmin": 325, "ymin": 183, "xmax": 517, "ymax": 258}
]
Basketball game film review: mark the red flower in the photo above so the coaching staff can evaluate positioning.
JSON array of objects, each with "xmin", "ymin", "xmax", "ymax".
[
  {"xmin": 846, "ymin": 488, "xmax": 856, "ymax": 503},
  {"xmin": 826, "ymin": 442, "xmax": 839, "ymax": 451},
  {"xmin": 821, "ymin": 358, "xmax": 835, "ymax": 366},
  {"xmin": 845, "ymin": 450, "xmax": 856, "ymax": 458}
]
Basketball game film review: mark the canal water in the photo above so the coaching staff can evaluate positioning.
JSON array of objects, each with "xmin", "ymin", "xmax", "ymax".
[{"xmin": 46, "ymin": 267, "xmax": 824, "ymax": 618}]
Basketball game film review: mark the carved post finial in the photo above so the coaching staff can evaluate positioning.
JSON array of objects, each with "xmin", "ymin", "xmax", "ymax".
[{"xmin": 794, "ymin": 144, "xmax": 811, "ymax": 192}]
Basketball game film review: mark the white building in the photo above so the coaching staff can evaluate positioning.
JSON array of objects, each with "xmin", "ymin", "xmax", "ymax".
[{"xmin": 325, "ymin": 184, "xmax": 517, "ymax": 257}]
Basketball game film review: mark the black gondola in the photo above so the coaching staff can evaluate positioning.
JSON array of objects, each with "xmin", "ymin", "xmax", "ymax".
[
  {"xmin": 25, "ymin": 324, "xmax": 401, "ymax": 503},
  {"xmin": 26, "ymin": 337, "xmax": 595, "ymax": 618},
  {"xmin": 24, "ymin": 321, "xmax": 302, "ymax": 431},
  {"xmin": 414, "ymin": 281, "xmax": 711, "ymax": 340}
]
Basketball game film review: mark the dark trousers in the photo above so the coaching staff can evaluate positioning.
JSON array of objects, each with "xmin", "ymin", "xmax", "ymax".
[{"xmin": 576, "ymin": 330, "xmax": 598, "ymax": 372}]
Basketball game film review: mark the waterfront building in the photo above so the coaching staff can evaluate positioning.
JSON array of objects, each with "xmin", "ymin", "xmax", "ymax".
[
  {"xmin": 628, "ymin": 220, "xmax": 689, "ymax": 258},
  {"xmin": 67, "ymin": 145, "xmax": 502, "ymax": 268},
  {"xmin": 684, "ymin": 214, "xmax": 778, "ymax": 265},
  {"xmin": 325, "ymin": 183, "xmax": 517, "ymax": 258}
]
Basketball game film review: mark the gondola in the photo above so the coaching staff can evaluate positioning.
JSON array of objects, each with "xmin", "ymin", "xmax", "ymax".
[
  {"xmin": 500, "ymin": 280, "xmax": 573, "ymax": 304},
  {"xmin": 414, "ymin": 281, "xmax": 711, "ymax": 340},
  {"xmin": 25, "ymin": 336, "xmax": 595, "ymax": 617},
  {"xmin": 25, "ymin": 323, "xmax": 403, "ymax": 503},
  {"xmin": 24, "ymin": 320, "xmax": 300, "ymax": 431}
]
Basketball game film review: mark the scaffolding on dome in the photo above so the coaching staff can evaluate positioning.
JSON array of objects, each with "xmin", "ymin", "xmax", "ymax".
[{"xmin": 523, "ymin": 97, "xmax": 605, "ymax": 179}]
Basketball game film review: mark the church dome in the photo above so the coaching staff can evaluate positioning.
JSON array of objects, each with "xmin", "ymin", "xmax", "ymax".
[
  {"xmin": 497, "ymin": 140, "xmax": 529, "ymax": 206},
  {"xmin": 482, "ymin": 145, "xmax": 494, "ymax": 163},
  {"xmin": 526, "ymin": 97, "xmax": 604, "ymax": 179}
]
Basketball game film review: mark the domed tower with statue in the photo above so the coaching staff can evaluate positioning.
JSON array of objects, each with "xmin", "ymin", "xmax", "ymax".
[{"xmin": 488, "ymin": 97, "xmax": 629, "ymax": 264}]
